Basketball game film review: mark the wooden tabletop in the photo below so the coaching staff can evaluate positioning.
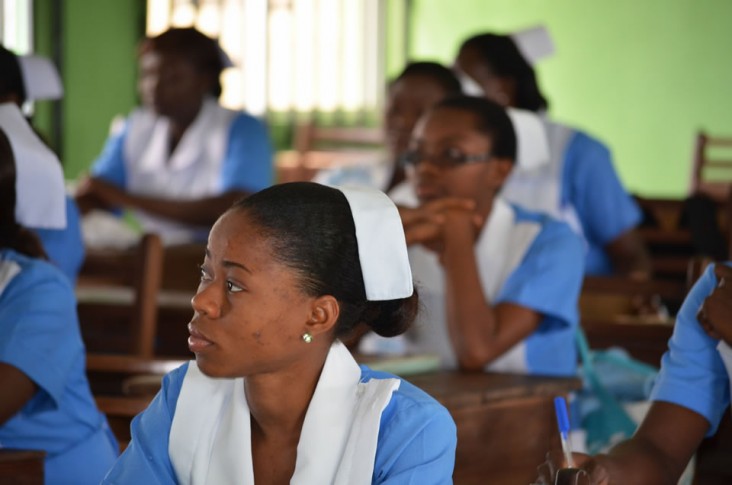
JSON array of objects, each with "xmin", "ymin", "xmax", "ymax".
[{"xmin": 407, "ymin": 371, "xmax": 581, "ymax": 409}]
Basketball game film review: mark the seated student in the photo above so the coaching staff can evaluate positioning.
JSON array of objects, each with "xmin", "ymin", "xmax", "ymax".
[
  {"xmin": 537, "ymin": 262, "xmax": 732, "ymax": 485},
  {"xmin": 76, "ymin": 27, "xmax": 273, "ymax": 245},
  {"xmin": 389, "ymin": 96, "xmax": 584, "ymax": 375},
  {"xmin": 0, "ymin": 45, "xmax": 84, "ymax": 284},
  {"xmin": 454, "ymin": 32, "xmax": 651, "ymax": 277},
  {"xmin": 102, "ymin": 182, "xmax": 457, "ymax": 484},
  {"xmin": 0, "ymin": 127, "xmax": 118, "ymax": 484},
  {"xmin": 314, "ymin": 61, "xmax": 462, "ymax": 191}
]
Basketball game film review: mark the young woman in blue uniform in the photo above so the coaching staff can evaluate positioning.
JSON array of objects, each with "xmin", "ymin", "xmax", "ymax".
[
  {"xmin": 0, "ymin": 127, "xmax": 118, "ymax": 483},
  {"xmin": 77, "ymin": 28, "xmax": 273, "ymax": 245},
  {"xmin": 314, "ymin": 61, "xmax": 463, "ymax": 192},
  {"xmin": 102, "ymin": 182, "xmax": 457, "ymax": 484},
  {"xmin": 390, "ymin": 96, "xmax": 584, "ymax": 375},
  {"xmin": 454, "ymin": 33, "xmax": 650, "ymax": 277},
  {"xmin": 0, "ymin": 45, "xmax": 84, "ymax": 284}
]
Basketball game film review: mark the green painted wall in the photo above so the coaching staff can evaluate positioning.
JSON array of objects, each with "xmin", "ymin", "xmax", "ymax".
[
  {"xmin": 408, "ymin": 0, "xmax": 732, "ymax": 198},
  {"xmin": 34, "ymin": 0, "xmax": 145, "ymax": 180}
]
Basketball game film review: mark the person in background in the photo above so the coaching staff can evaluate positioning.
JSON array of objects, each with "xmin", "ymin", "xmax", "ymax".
[
  {"xmin": 77, "ymin": 27, "xmax": 273, "ymax": 245},
  {"xmin": 314, "ymin": 61, "xmax": 462, "ymax": 192},
  {"xmin": 0, "ymin": 126, "xmax": 118, "ymax": 484},
  {"xmin": 390, "ymin": 95, "xmax": 584, "ymax": 375},
  {"xmin": 454, "ymin": 30, "xmax": 651, "ymax": 278},
  {"xmin": 0, "ymin": 45, "xmax": 84, "ymax": 284},
  {"xmin": 537, "ymin": 263, "xmax": 732, "ymax": 484},
  {"xmin": 102, "ymin": 182, "xmax": 456, "ymax": 483}
]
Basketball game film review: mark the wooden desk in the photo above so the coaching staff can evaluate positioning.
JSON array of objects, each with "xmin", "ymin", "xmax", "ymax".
[
  {"xmin": 407, "ymin": 372, "xmax": 581, "ymax": 485},
  {"xmin": 0, "ymin": 449, "xmax": 45, "ymax": 484}
]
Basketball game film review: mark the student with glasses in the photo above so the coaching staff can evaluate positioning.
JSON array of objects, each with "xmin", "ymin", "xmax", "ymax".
[{"xmin": 389, "ymin": 96, "xmax": 584, "ymax": 375}]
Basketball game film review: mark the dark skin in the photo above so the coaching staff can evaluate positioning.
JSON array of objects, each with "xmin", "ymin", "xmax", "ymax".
[
  {"xmin": 400, "ymin": 107, "xmax": 542, "ymax": 371},
  {"xmin": 75, "ymin": 51, "xmax": 247, "ymax": 226},
  {"xmin": 455, "ymin": 44, "xmax": 653, "ymax": 279},
  {"xmin": 190, "ymin": 209, "xmax": 341, "ymax": 483},
  {"xmin": 384, "ymin": 74, "xmax": 453, "ymax": 191},
  {"xmin": 539, "ymin": 264, "xmax": 732, "ymax": 485},
  {"xmin": 0, "ymin": 362, "xmax": 37, "ymax": 426}
]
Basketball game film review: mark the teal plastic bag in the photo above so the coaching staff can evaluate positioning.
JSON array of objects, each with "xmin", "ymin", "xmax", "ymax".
[{"xmin": 575, "ymin": 329, "xmax": 657, "ymax": 454}]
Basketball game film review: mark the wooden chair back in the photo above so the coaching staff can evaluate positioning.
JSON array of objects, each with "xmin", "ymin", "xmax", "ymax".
[
  {"xmin": 692, "ymin": 131, "xmax": 732, "ymax": 202},
  {"xmin": 278, "ymin": 122, "xmax": 385, "ymax": 182},
  {"xmin": 293, "ymin": 123, "xmax": 383, "ymax": 154},
  {"xmin": 77, "ymin": 233, "xmax": 164, "ymax": 357}
]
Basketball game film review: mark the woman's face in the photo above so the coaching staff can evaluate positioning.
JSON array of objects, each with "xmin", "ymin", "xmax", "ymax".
[
  {"xmin": 455, "ymin": 46, "xmax": 514, "ymax": 108},
  {"xmin": 138, "ymin": 51, "xmax": 211, "ymax": 119},
  {"xmin": 189, "ymin": 209, "xmax": 318, "ymax": 378},
  {"xmin": 385, "ymin": 75, "xmax": 449, "ymax": 161},
  {"xmin": 406, "ymin": 107, "xmax": 511, "ymax": 206}
]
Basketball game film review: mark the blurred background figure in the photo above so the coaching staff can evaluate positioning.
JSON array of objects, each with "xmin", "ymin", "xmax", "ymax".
[
  {"xmin": 454, "ymin": 28, "xmax": 651, "ymax": 278},
  {"xmin": 0, "ymin": 123, "xmax": 118, "ymax": 484},
  {"xmin": 314, "ymin": 61, "xmax": 462, "ymax": 192},
  {"xmin": 0, "ymin": 45, "xmax": 84, "ymax": 285},
  {"xmin": 76, "ymin": 27, "xmax": 273, "ymax": 246}
]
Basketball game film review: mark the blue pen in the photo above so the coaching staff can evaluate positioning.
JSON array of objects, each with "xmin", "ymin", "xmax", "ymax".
[{"xmin": 554, "ymin": 396, "xmax": 575, "ymax": 468}]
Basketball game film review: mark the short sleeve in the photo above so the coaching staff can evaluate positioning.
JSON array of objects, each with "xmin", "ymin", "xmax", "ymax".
[
  {"xmin": 562, "ymin": 132, "xmax": 642, "ymax": 247},
  {"xmin": 219, "ymin": 113, "xmax": 273, "ymax": 193},
  {"xmin": 373, "ymin": 388, "xmax": 456, "ymax": 484},
  {"xmin": 33, "ymin": 196, "xmax": 85, "ymax": 285},
  {"xmin": 102, "ymin": 363, "xmax": 188, "ymax": 484},
  {"xmin": 496, "ymin": 218, "xmax": 585, "ymax": 331},
  {"xmin": 0, "ymin": 261, "xmax": 81, "ymax": 410},
  {"xmin": 90, "ymin": 122, "xmax": 129, "ymax": 188},
  {"xmin": 650, "ymin": 263, "xmax": 731, "ymax": 435}
]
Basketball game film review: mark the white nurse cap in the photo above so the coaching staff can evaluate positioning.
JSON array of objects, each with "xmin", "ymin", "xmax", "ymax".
[
  {"xmin": 0, "ymin": 102, "xmax": 66, "ymax": 229},
  {"xmin": 17, "ymin": 54, "xmax": 64, "ymax": 101},
  {"xmin": 337, "ymin": 186, "xmax": 413, "ymax": 301},
  {"xmin": 510, "ymin": 25, "xmax": 556, "ymax": 66}
]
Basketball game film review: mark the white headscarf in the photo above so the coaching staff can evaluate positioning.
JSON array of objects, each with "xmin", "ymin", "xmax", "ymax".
[{"xmin": 0, "ymin": 103, "xmax": 66, "ymax": 229}]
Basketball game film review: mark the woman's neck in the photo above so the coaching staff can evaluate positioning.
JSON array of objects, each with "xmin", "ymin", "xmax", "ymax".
[
  {"xmin": 244, "ymin": 353, "xmax": 327, "ymax": 440},
  {"xmin": 166, "ymin": 99, "xmax": 205, "ymax": 156}
]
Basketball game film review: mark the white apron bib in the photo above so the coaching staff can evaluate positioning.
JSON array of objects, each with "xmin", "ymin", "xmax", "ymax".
[{"xmin": 169, "ymin": 341, "xmax": 399, "ymax": 485}]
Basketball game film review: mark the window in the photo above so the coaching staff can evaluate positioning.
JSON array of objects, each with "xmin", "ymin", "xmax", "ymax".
[
  {"xmin": 146, "ymin": 0, "xmax": 407, "ymax": 126},
  {"xmin": 0, "ymin": 0, "xmax": 33, "ymax": 53}
]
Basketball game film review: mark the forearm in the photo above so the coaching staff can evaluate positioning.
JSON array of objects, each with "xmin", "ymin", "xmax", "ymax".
[
  {"xmin": 606, "ymin": 228, "xmax": 653, "ymax": 279},
  {"xmin": 595, "ymin": 438, "xmax": 684, "ymax": 485},
  {"xmin": 442, "ymin": 233, "xmax": 500, "ymax": 370},
  {"xmin": 0, "ymin": 363, "xmax": 36, "ymax": 425},
  {"xmin": 122, "ymin": 190, "xmax": 248, "ymax": 226}
]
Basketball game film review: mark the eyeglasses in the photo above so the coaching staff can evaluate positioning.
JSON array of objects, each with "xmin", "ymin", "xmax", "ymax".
[{"xmin": 400, "ymin": 147, "xmax": 492, "ymax": 169}]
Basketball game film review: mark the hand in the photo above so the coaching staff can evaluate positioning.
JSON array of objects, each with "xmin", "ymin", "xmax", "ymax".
[
  {"xmin": 535, "ymin": 452, "xmax": 611, "ymax": 485},
  {"xmin": 697, "ymin": 264, "xmax": 732, "ymax": 345},
  {"xmin": 75, "ymin": 176, "xmax": 129, "ymax": 210},
  {"xmin": 399, "ymin": 198, "xmax": 481, "ymax": 253}
]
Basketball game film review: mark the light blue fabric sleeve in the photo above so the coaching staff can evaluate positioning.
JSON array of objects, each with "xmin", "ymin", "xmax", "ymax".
[
  {"xmin": 650, "ymin": 263, "xmax": 731, "ymax": 436},
  {"xmin": 102, "ymin": 363, "xmax": 189, "ymax": 484},
  {"xmin": 366, "ymin": 368, "xmax": 456, "ymax": 484},
  {"xmin": 90, "ymin": 122, "xmax": 129, "ymax": 188},
  {"xmin": 33, "ymin": 196, "xmax": 85, "ymax": 285},
  {"xmin": 0, "ymin": 256, "xmax": 79, "ymax": 410},
  {"xmin": 219, "ymin": 113, "xmax": 273, "ymax": 193},
  {"xmin": 562, "ymin": 131, "xmax": 642, "ymax": 275},
  {"xmin": 495, "ymin": 211, "xmax": 585, "ymax": 376},
  {"xmin": 496, "ymin": 213, "xmax": 585, "ymax": 333}
]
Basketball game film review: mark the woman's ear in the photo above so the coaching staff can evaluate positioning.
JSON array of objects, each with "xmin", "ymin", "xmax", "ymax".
[{"xmin": 305, "ymin": 295, "xmax": 340, "ymax": 338}]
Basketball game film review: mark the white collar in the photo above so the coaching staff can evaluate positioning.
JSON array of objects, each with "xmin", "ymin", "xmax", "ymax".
[{"xmin": 170, "ymin": 341, "xmax": 400, "ymax": 485}]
